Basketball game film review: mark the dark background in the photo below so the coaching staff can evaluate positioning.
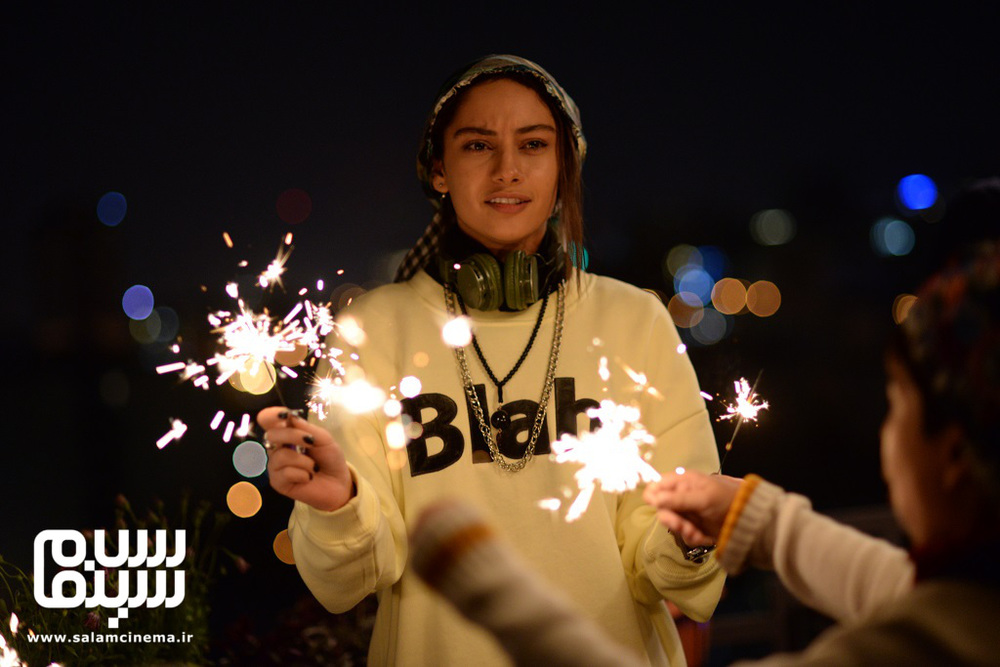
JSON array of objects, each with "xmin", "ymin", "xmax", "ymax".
[{"xmin": 5, "ymin": 1, "xmax": 999, "ymax": 661}]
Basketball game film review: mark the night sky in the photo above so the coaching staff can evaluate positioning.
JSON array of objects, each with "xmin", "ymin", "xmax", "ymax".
[{"xmin": 5, "ymin": 1, "xmax": 1000, "ymax": 656}]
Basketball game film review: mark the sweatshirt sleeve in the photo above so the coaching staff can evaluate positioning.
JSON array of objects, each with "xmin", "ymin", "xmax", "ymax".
[
  {"xmin": 717, "ymin": 477, "xmax": 914, "ymax": 622},
  {"xmin": 287, "ymin": 311, "xmax": 409, "ymax": 614},
  {"xmin": 618, "ymin": 297, "xmax": 726, "ymax": 622}
]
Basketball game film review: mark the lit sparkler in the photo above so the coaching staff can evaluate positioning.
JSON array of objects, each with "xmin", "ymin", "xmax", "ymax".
[
  {"xmin": 719, "ymin": 376, "xmax": 769, "ymax": 424},
  {"xmin": 717, "ymin": 371, "xmax": 767, "ymax": 470},
  {"xmin": 549, "ymin": 400, "xmax": 661, "ymax": 522},
  {"xmin": 154, "ymin": 237, "xmax": 353, "ymax": 448}
]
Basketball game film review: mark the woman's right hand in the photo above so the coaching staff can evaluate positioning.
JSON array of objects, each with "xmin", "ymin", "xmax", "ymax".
[{"xmin": 258, "ymin": 407, "xmax": 355, "ymax": 512}]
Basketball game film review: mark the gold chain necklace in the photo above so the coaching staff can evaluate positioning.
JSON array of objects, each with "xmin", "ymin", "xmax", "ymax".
[{"xmin": 444, "ymin": 281, "xmax": 565, "ymax": 472}]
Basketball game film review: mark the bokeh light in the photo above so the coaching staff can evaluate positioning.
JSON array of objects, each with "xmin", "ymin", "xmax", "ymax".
[
  {"xmin": 413, "ymin": 351, "xmax": 430, "ymax": 368},
  {"xmin": 129, "ymin": 310, "xmax": 161, "ymax": 344},
  {"xmin": 274, "ymin": 344, "xmax": 310, "ymax": 367},
  {"xmin": 233, "ymin": 440, "xmax": 268, "ymax": 478},
  {"xmin": 399, "ymin": 376, "xmax": 422, "ymax": 398},
  {"xmin": 697, "ymin": 246, "xmax": 728, "ymax": 281},
  {"xmin": 386, "ymin": 421, "xmax": 406, "ymax": 449},
  {"xmin": 442, "ymin": 316, "xmax": 473, "ymax": 347},
  {"xmin": 665, "ymin": 244, "xmax": 702, "ymax": 277},
  {"xmin": 750, "ymin": 209, "xmax": 796, "ymax": 246},
  {"xmin": 667, "ymin": 294, "xmax": 704, "ymax": 328},
  {"xmin": 276, "ymin": 188, "xmax": 312, "ymax": 224},
  {"xmin": 273, "ymin": 530, "xmax": 295, "ymax": 564},
  {"xmin": 332, "ymin": 283, "xmax": 367, "ymax": 310},
  {"xmin": 892, "ymin": 294, "xmax": 918, "ymax": 324},
  {"xmin": 153, "ymin": 306, "xmax": 179, "ymax": 343},
  {"xmin": 711, "ymin": 278, "xmax": 748, "ymax": 315},
  {"xmin": 337, "ymin": 315, "xmax": 367, "ymax": 346},
  {"xmin": 229, "ymin": 362, "xmax": 277, "ymax": 395},
  {"xmin": 122, "ymin": 284, "xmax": 154, "ymax": 320},
  {"xmin": 746, "ymin": 281, "xmax": 781, "ymax": 317},
  {"xmin": 674, "ymin": 266, "xmax": 714, "ymax": 306},
  {"xmin": 871, "ymin": 218, "xmax": 916, "ymax": 256},
  {"xmin": 226, "ymin": 481, "xmax": 263, "ymax": 518},
  {"xmin": 97, "ymin": 191, "xmax": 127, "ymax": 226},
  {"xmin": 897, "ymin": 174, "xmax": 937, "ymax": 211},
  {"xmin": 690, "ymin": 308, "xmax": 729, "ymax": 345}
]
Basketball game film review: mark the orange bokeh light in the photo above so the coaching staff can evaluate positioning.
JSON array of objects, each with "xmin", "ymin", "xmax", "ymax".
[
  {"xmin": 273, "ymin": 529, "xmax": 295, "ymax": 564},
  {"xmin": 227, "ymin": 481, "xmax": 263, "ymax": 518},
  {"xmin": 746, "ymin": 281, "xmax": 781, "ymax": 317},
  {"xmin": 667, "ymin": 294, "xmax": 704, "ymax": 328},
  {"xmin": 712, "ymin": 278, "xmax": 748, "ymax": 315}
]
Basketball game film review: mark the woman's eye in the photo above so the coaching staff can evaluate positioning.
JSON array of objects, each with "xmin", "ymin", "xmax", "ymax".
[
  {"xmin": 523, "ymin": 140, "xmax": 548, "ymax": 151},
  {"xmin": 464, "ymin": 141, "xmax": 490, "ymax": 152}
]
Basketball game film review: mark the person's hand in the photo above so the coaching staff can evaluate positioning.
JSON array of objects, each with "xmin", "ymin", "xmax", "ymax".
[
  {"xmin": 643, "ymin": 470, "xmax": 742, "ymax": 546},
  {"xmin": 258, "ymin": 407, "xmax": 354, "ymax": 512}
]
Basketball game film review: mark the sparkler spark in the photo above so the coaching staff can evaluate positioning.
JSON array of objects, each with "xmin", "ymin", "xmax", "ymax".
[
  {"xmin": 307, "ymin": 374, "xmax": 386, "ymax": 419},
  {"xmin": 156, "ymin": 419, "xmax": 188, "ymax": 449},
  {"xmin": 550, "ymin": 400, "xmax": 661, "ymax": 522},
  {"xmin": 258, "ymin": 245, "xmax": 293, "ymax": 289},
  {"xmin": 719, "ymin": 377, "xmax": 769, "ymax": 423},
  {"xmin": 1, "ymin": 613, "xmax": 25, "ymax": 667}
]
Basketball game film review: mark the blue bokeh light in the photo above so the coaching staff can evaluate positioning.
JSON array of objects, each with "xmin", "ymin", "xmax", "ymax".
[
  {"xmin": 697, "ymin": 245, "xmax": 728, "ymax": 281},
  {"xmin": 674, "ymin": 265, "xmax": 714, "ymax": 306},
  {"xmin": 871, "ymin": 218, "xmax": 916, "ymax": 257},
  {"xmin": 97, "ymin": 191, "xmax": 127, "ymax": 226},
  {"xmin": 691, "ymin": 308, "xmax": 730, "ymax": 346},
  {"xmin": 897, "ymin": 174, "xmax": 937, "ymax": 211},
  {"xmin": 154, "ymin": 306, "xmax": 180, "ymax": 342},
  {"xmin": 122, "ymin": 284, "xmax": 155, "ymax": 320}
]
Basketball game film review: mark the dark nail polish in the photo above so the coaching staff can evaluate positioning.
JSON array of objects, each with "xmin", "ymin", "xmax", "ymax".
[
  {"xmin": 308, "ymin": 472, "xmax": 314, "ymax": 481},
  {"xmin": 277, "ymin": 410, "xmax": 289, "ymax": 419},
  {"xmin": 303, "ymin": 434, "xmax": 315, "ymax": 445},
  {"xmin": 314, "ymin": 463, "xmax": 320, "ymax": 472}
]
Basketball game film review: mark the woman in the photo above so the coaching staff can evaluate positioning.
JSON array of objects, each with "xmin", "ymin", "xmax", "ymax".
[
  {"xmin": 260, "ymin": 54, "xmax": 724, "ymax": 666},
  {"xmin": 645, "ymin": 240, "xmax": 1000, "ymax": 664}
]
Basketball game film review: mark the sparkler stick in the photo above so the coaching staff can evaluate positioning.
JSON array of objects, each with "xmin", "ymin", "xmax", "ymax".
[{"xmin": 718, "ymin": 370, "xmax": 766, "ymax": 471}]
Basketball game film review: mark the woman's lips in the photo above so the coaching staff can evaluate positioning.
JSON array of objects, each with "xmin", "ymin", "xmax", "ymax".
[{"xmin": 486, "ymin": 196, "xmax": 531, "ymax": 213}]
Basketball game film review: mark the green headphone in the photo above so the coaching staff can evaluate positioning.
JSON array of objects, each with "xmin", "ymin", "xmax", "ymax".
[{"xmin": 443, "ymin": 250, "xmax": 540, "ymax": 311}]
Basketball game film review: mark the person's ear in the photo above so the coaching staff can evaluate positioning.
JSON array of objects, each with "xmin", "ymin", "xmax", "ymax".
[
  {"xmin": 431, "ymin": 161, "xmax": 449, "ymax": 195},
  {"xmin": 938, "ymin": 425, "xmax": 972, "ymax": 492}
]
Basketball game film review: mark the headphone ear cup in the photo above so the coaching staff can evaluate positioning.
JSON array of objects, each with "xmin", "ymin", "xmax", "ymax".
[
  {"xmin": 457, "ymin": 253, "xmax": 503, "ymax": 311},
  {"xmin": 504, "ymin": 251, "xmax": 540, "ymax": 311}
]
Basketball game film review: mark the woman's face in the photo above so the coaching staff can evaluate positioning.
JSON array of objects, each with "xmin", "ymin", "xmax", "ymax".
[
  {"xmin": 879, "ymin": 356, "xmax": 950, "ymax": 548},
  {"xmin": 433, "ymin": 78, "xmax": 559, "ymax": 257}
]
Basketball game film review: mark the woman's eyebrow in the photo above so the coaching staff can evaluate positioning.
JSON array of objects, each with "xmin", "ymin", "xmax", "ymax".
[
  {"xmin": 516, "ymin": 124, "xmax": 556, "ymax": 135},
  {"xmin": 451, "ymin": 124, "xmax": 556, "ymax": 138}
]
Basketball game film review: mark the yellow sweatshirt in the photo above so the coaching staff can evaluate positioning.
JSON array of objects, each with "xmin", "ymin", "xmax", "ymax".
[{"xmin": 288, "ymin": 269, "xmax": 725, "ymax": 666}]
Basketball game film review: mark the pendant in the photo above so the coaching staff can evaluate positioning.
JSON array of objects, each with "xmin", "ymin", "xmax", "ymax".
[{"xmin": 490, "ymin": 408, "xmax": 510, "ymax": 430}]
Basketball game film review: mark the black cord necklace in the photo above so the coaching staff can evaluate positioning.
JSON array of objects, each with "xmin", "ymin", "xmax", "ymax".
[{"xmin": 456, "ymin": 289, "xmax": 551, "ymax": 430}]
